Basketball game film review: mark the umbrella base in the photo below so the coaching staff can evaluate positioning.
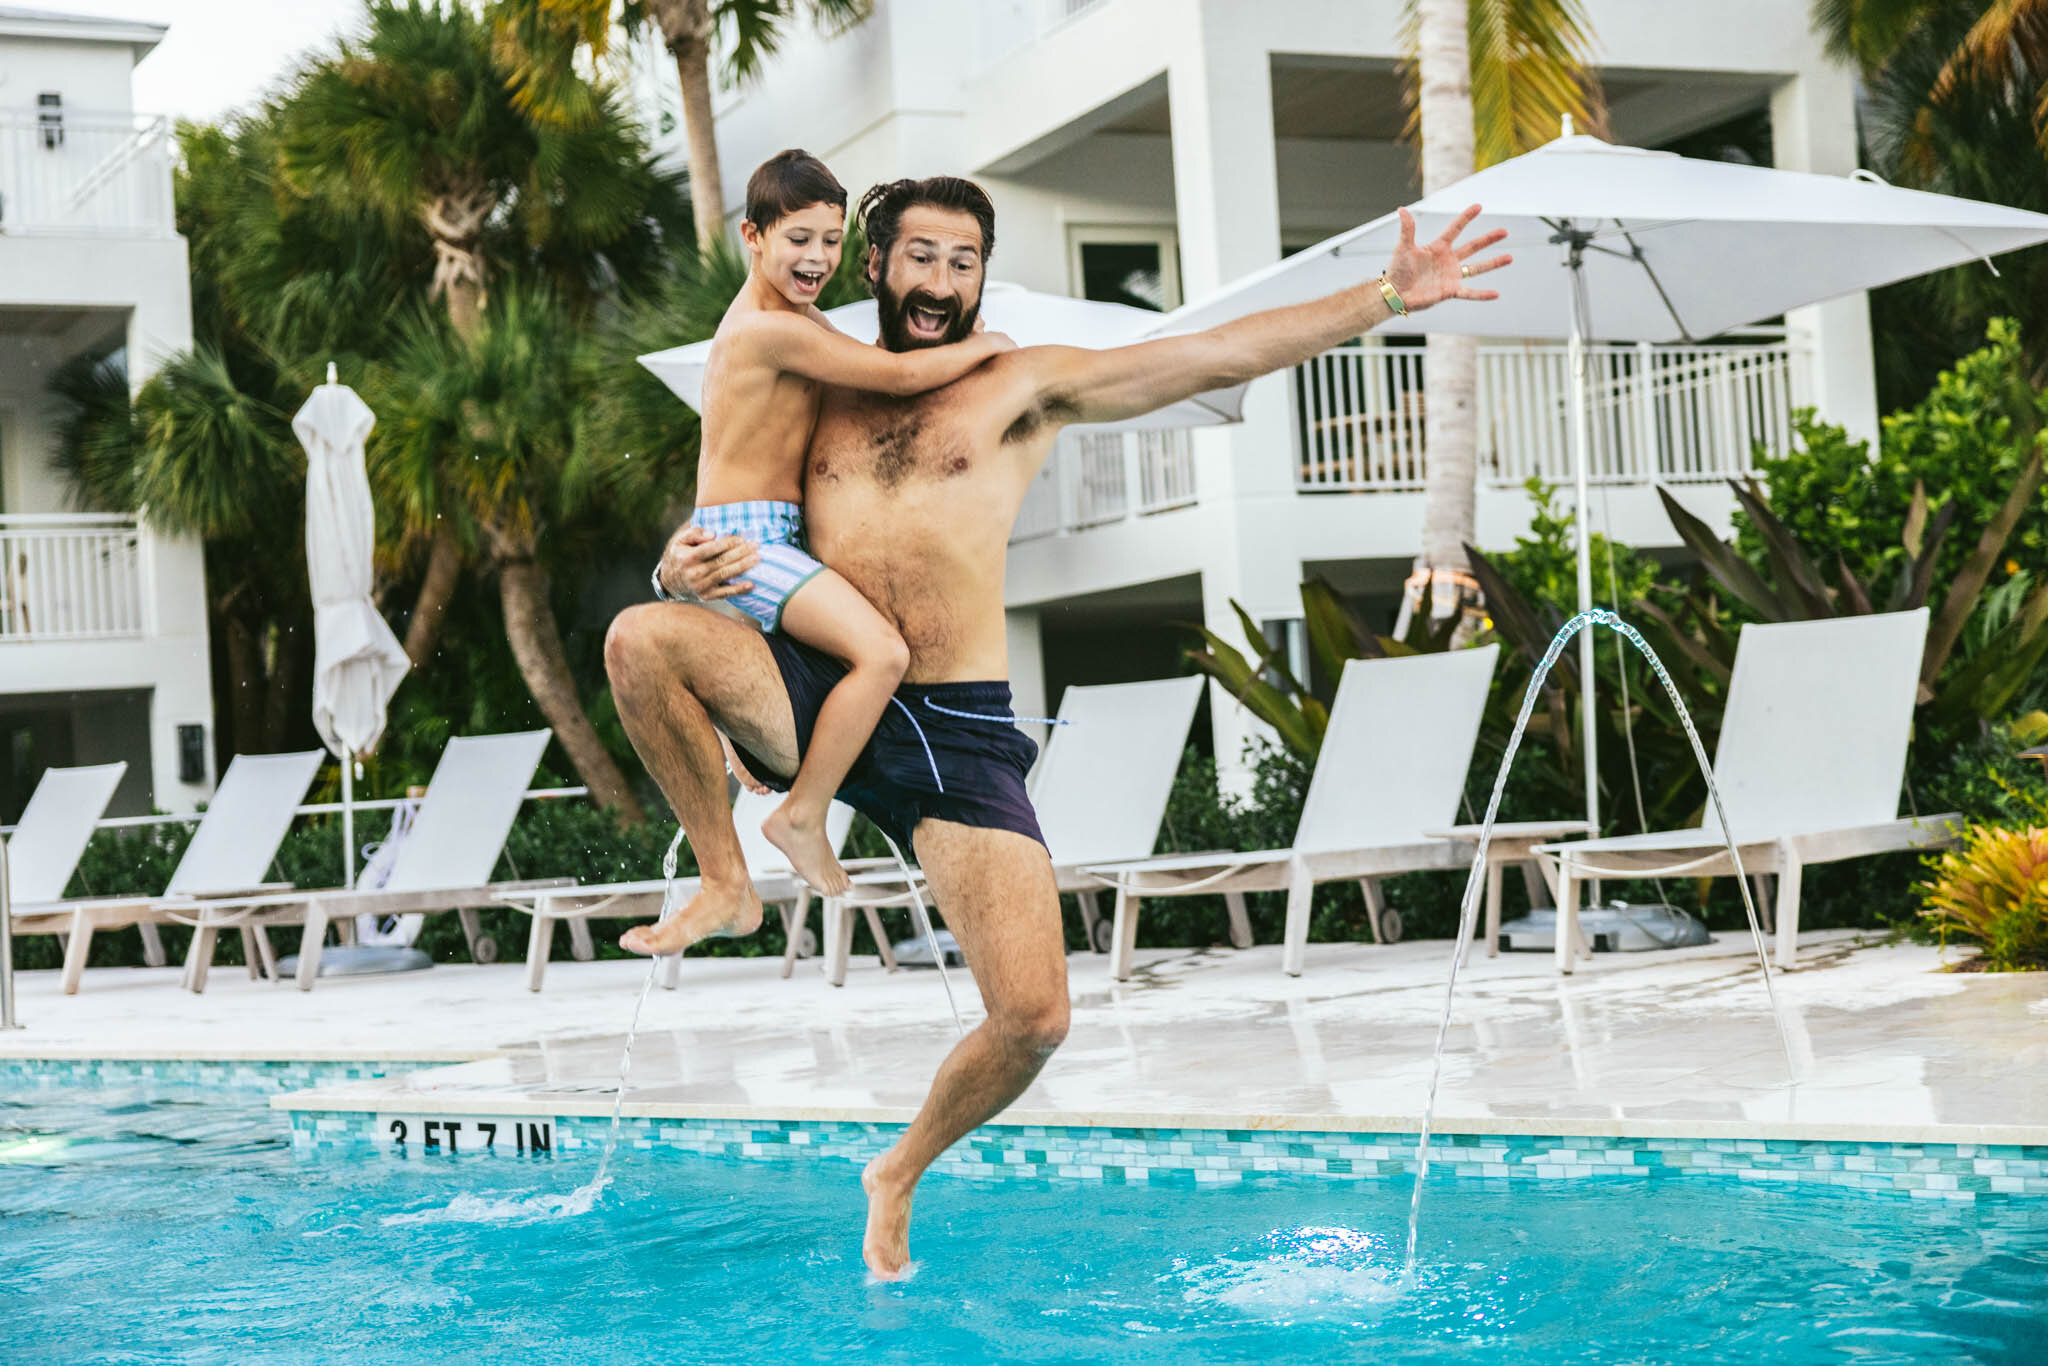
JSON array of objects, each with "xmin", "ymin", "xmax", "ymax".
[
  {"xmin": 276, "ymin": 945, "xmax": 434, "ymax": 978},
  {"xmin": 1498, "ymin": 903, "xmax": 1711, "ymax": 954},
  {"xmin": 891, "ymin": 929, "xmax": 964, "ymax": 969}
]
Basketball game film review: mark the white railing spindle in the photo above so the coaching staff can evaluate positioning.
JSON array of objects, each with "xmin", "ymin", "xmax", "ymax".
[
  {"xmin": 0, "ymin": 515, "xmax": 145, "ymax": 643},
  {"xmin": 1294, "ymin": 337, "xmax": 1801, "ymax": 493}
]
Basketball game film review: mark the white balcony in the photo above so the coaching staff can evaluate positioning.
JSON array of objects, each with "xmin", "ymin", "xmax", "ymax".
[
  {"xmin": 1294, "ymin": 336, "xmax": 1808, "ymax": 493},
  {"xmin": 1012, "ymin": 429, "xmax": 1198, "ymax": 542},
  {"xmin": 0, "ymin": 108, "xmax": 175, "ymax": 238},
  {"xmin": 0, "ymin": 514, "xmax": 145, "ymax": 642}
]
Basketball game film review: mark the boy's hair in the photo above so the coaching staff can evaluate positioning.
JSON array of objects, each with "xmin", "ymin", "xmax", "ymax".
[
  {"xmin": 744, "ymin": 149, "xmax": 847, "ymax": 231},
  {"xmin": 854, "ymin": 176, "xmax": 997, "ymax": 267}
]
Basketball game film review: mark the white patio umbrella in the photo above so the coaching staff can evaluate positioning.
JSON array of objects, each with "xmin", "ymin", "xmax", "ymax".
[
  {"xmin": 638, "ymin": 280, "xmax": 1249, "ymax": 432},
  {"xmin": 1146, "ymin": 128, "xmax": 2048, "ymax": 833},
  {"xmin": 297, "ymin": 364, "xmax": 409, "ymax": 889}
]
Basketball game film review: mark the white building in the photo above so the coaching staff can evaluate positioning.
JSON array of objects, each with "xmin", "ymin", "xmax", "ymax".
[
  {"xmin": 640, "ymin": 0, "xmax": 1876, "ymax": 765},
  {"xmin": 0, "ymin": 5, "xmax": 213, "ymax": 819}
]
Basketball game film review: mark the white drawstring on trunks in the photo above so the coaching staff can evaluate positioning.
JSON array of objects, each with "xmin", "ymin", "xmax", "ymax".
[{"xmin": 884, "ymin": 695, "xmax": 1072, "ymax": 794}]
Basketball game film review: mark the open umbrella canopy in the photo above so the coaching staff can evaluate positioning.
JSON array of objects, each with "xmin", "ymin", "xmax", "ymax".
[
  {"xmin": 1149, "ymin": 133, "xmax": 2048, "ymax": 343},
  {"xmin": 638, "ymin": 281, "xmax": 1248, "ymax": 432},
  {"xmin": 297, "ymin": 380, "xmax": 408, "ymax": 760}
]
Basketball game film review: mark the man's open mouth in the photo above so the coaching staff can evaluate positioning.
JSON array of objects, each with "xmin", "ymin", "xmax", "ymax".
[
  {"xmin": 907, "ymin": 302, "xmax": 952, "ymax": 337},
  {"xmin": 791, "ymin": 268, "xmax": 825, "ymax": 291}
]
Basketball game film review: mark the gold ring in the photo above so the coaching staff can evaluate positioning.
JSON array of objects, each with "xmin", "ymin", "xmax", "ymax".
[{"xmin": 1460, "ymin": 265, "xmax": 1471, "ymax": 278}]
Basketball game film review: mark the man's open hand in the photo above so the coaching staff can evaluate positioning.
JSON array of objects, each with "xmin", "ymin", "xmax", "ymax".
[
  {"xmin": 656, "ymin": 524, "xmax": 761, "ymax": 602},
  {"xmin": 1383, "ymin": 204, "xmax": 1511, "ymax": 312}
]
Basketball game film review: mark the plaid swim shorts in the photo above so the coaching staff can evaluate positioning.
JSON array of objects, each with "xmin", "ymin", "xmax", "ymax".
[{"xmin": 657, "ymin": 500, "xmax": 826, "ymax": 632}]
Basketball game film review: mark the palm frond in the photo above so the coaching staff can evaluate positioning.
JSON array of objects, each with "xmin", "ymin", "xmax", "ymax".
[{"xmin": 1401, "ymin": 0, "xmax": 1606, "ymax": 169}]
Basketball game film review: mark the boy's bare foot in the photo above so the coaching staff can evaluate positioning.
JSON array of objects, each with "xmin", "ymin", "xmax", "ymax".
[
  {"xmin": 619, "ymin": 881, "xmax": 763, "ymax": 956},
  {"xmin": 862, "ymin": 1156, "xmax": 914, "ymax": 1280},
  {"xmin": 762, "ymin": 802, "xmax": 851, "ymax": 895}
]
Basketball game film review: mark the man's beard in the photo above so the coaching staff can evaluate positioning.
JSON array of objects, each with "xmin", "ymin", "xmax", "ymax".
[{"xmin": 873, "ymin": 275, "xmax": 980, "ymax": 351}]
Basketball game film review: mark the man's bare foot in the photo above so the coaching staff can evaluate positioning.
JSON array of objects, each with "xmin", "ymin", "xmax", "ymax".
[
  {"xmin": 619, "ymin": 881, "xmax": 763, "ymax": 956},
  {"xmin": 862, "ymin": 1157, "xmax": 914, "ymax": 1280},
  {"xmin": 762, "ymin": 802, "xmax": 851, "ymax": 895}
]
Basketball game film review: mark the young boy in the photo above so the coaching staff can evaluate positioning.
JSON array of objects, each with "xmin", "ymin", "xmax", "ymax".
[{"xmin": 645, "ymin": 149, "xmax": 1010, "ymax": 913}]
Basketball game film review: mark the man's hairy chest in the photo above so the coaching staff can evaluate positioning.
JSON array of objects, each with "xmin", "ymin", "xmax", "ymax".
[{"xmin": 805, "ymin": 389, "xmax": 986, "ymax": 491}]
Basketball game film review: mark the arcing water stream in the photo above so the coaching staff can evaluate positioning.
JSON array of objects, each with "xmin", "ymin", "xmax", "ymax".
[{"xmin": 1401, "ymin": 609, "xmax": 1799, "ymax": 1282}]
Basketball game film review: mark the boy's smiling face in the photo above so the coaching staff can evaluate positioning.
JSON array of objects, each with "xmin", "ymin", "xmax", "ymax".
[{"xmin": 743, "ymin": 201, "xmax": 844, "ymax": 306}]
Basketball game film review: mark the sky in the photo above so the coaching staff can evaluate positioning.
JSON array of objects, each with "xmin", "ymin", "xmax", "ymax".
[{"xmin": 32, "ymin": 0, "xmax": 370, "ymax": 123}]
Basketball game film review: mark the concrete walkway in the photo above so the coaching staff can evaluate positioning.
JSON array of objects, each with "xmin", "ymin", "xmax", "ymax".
[{"xmin": 9, "ymin": 930, "xmax": 2045, "ymax": 1143}]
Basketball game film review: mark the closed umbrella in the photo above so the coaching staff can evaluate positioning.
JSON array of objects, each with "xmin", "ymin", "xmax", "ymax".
[
  {"xmin": 638, "ymin": 281, "xmax": 1248, "ymax": 432},
  {"xmin": 1146, "ymin": 128, "xmax": 2048, "ymax": 833},
  {"xmin": 298, "ymin": 364, "xmax": 409, "ymax": 890}
]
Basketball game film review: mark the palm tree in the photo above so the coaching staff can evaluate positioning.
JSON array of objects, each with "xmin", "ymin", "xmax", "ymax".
[
  {"xmin": 1401, "ymin": 0, "xmax": 1603, "ymax": 635},
  {"xmin": 1814, "ymin": 1, "xmax": 2048, "ymax": 387},
  {"xmin": 374, "ymin": 282, "xmax": 650, "ymax": 820},
  {"xmin": 53, "ymin": 344, "xmax": 312, "ymax": 761},
  {"xmin": 495, "ymin": 0, "xmax": 873, "ymax": 249},
  {"xmin": 279, "ymin": 0, "xmax": 684, "ymax": 669},
  {"xmin": 51, "ymin": 106, "xmax": 422, "ymax": 764}
]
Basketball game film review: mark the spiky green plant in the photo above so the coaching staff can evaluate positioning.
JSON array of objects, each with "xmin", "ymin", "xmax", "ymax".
[{"xmin": 1920, "ymin": 823, "xmax": 2048, "ymax": 969}]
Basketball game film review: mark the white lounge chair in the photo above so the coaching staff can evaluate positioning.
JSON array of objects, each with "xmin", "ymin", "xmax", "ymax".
[
  {"xmin": 3, "ymin": 763, "xmax": 127, "ymax": 909},
  {"xmin": 1537, "ymin": 609, "xmax": 1961, "ymax": 972},
  {"xmin": 497, "ymin": 790, "xmax": 868, "ymax": 991},
  {"xmin": 1083, "ymin": 646, "xmax": 1501, "ymax": 978},
  {"xmin": 182, "ymin": 731, "xmax": 562, "ymax": 991},
  {"xmin": 5, "ymin": 763, "xmax": 128, "ymax": 976},
  {"xmin": 11, "ymin": 753, "xmax": 326, "ymax": 993},
  {"xmin": 811, "ymin": 676, "xmax": 1208, "ymax": 985}
]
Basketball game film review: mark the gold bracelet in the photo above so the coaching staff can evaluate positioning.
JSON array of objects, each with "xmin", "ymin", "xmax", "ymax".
[{"xmin": 1377, "ymin": 276, "xmax": 1409, "ymax": 317}]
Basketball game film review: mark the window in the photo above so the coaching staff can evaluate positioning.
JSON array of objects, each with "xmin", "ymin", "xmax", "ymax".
[
  {"xmin": 1068, "ymin": 226, "xmax": 1181, "ymax": 312},
  {"xmin": 37, "ymin": 92, "xmax": 62, "ymax": 150}
]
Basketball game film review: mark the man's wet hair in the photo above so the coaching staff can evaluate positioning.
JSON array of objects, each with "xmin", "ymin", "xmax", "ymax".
[
  {"xmin": 744, "ymin": 149, "xmax": 847, "ymax": 231},
  {"xmin": 855, "ymin": 176, "xmax": 997, "ymax": 267}
]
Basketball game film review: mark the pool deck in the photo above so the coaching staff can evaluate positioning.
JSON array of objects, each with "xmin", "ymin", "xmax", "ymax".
[{"xmin": 6, "ymin": 929, "xmax": 2046, "ymax": 1146}]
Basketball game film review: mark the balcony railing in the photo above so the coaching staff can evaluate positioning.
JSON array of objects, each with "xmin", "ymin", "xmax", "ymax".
[
  {"xmin": 0, "ymin": 109, "xmax": 175, "ymax": 237},
  {"xmin": 1012, "ymin": 429, "xmax": 1198, "ymax": 542},
  {"xmin": 1294, "ymin": 337, "xmax": 1807, "ymax": 492},
  {"xmin": 0, "ymin": 515, "xmax": 144, "ymax": 642}
]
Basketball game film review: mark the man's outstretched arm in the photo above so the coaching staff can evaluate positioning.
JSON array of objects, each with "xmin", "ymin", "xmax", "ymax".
[{"xmin": 1019, "ymin": 205, "xmax": 1509, "ymax": 429}]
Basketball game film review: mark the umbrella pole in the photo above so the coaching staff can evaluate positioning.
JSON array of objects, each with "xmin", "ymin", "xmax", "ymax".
[
  {"xmin": 342, "ymin": 748, "xmax": 356, "ymax": 891},
  {"xmin": 1567, "ymin": 295, "xmax": 1601, "ymax": 843}
]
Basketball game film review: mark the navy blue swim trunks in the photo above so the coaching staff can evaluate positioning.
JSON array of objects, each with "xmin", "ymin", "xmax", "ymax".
[{"xmin": 731, "ymin": 633, "xmax": 1046, "ymax": 854}]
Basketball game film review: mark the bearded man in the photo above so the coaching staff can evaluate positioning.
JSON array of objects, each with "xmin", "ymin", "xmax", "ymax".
[{"xmin": 605, "ymin": 175, "xmax": 1507, "ymax": 1277}]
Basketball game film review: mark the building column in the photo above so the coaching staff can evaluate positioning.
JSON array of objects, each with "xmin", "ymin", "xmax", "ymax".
[
  {"xmin": 1167, "ymin": 7, "xmax": 1301, "ymax": 782},
  {"xmin": 1772, "ymin": 65, "xmax": 1881, "ymax": 449},
  {"xmin": 1005, "ymin": 606, "xmax": 1050, "ymax": 753},
  {"xmin": 129, "ymin": 288, "xmax": 214, "ymax": 811}
]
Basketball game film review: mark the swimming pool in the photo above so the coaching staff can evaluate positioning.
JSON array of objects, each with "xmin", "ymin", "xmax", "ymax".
[{"xmin": 5, "ymin": 1076, "xmax": 2045, "ymax": 1364}]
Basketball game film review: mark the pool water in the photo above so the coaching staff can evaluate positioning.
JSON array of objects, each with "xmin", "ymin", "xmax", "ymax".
[{"xmin": 4, "ymin": 1080, "xmax": 2045, "ymax": 1365}]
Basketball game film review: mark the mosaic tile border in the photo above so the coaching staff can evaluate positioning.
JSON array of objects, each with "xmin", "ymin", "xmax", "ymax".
[
  {"xmin": 286, "ymin": 1109, "xmax": 2048, "ymax": 1203},
  {"xmin": 1, "ymin": 1056, "xmax": 425, "ymax": 1095}
]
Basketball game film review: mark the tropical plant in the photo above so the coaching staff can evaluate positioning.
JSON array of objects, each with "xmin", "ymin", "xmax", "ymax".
[
  {"xmin": 1919, "ymin": 822, "xmax": 2048, "ymax": 970},
  {"xmin": 1745, "ymin": 321, "xmax": 2048, "ymax": 596},
  {"xmin": 48, "ymin": 100, "xmax": 422, "ymax": 762},
  {"xmin": 1397, "ymin": 0, "xmax": 1604, "ymax": 636},
  {"xmin": 1647, "ymin": 329, "xmax": 2048, "ymax": 729},
  {"xmin": 277, "ymin": 0, "xmax": 685, "ymax": 667},
  {"xmin": 499, "ymin": 0, "xmax": 873, "ymax": 249},
  {"xmin": 371, "ymin": 280, "xmax": 653, "ymax": 819},
  {"xmin": 1815, "ymin": 1, "xmax": 2048, "ymax": 391}
]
